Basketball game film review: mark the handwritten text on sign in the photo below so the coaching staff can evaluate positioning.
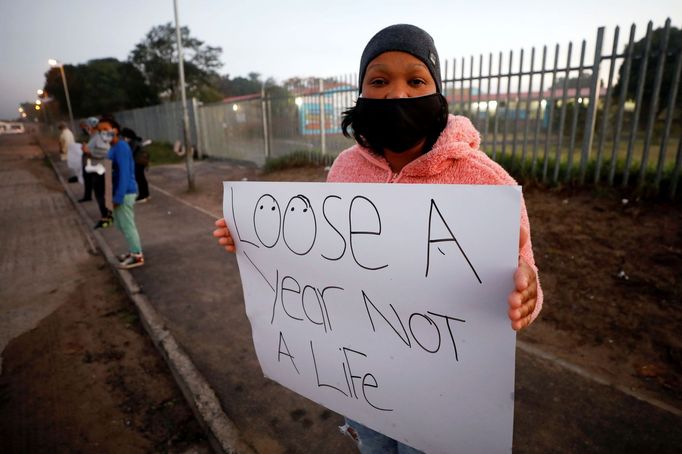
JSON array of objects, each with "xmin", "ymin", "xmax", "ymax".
[{"xmin": 223, "ymin": 182, "xmax": 520, "ymax": 454}]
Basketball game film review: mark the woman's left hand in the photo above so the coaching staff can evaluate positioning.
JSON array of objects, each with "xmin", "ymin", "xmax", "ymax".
[{"xmin": 507, "ymin": 259, "xmax": 537, "ymax": 331}]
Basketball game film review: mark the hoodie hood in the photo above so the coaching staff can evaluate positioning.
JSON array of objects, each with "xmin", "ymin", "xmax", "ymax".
[{"xmin": 354, "ymin": 115, "xmax": 481, "ymax": 178}]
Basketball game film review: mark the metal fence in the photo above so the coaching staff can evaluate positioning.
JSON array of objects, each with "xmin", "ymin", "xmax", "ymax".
[
  {"xmin": 116, "ymin": 18, "xmax": 682, "ymax": 196},
  {"xmin": 443, "ymin": 18, "xmax": 682, "ymax": 196},
  {"xmin": 115, "ymin": 99, "xmax": 201, "ymax": 154},
  {"xmin": 198, "ymin": 79, "xmax": 358, "ymax": 166}
]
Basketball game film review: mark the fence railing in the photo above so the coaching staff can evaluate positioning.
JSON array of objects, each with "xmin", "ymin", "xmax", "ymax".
[
  {"xmin": 115, "ymin": 99, "xmax": 201, "ymax": 155},
  {"xmin": 116, "ymin": 18, "xmax": 682, "ymax": 197}
]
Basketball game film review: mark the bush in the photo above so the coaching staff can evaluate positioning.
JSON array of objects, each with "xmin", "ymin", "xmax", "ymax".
[
  {"xmin": 494, "ymin": 150, "xmax": 681, "ymax": 200},
  {"xmin": 145, "ymin": 141, "xmax": 184, "ymax": 166},
  {"xmin": 263, "ymin": 150, "xmax": 335, "ymax": 173}
]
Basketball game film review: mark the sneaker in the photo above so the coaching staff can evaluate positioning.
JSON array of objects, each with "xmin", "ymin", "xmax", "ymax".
[
  {"xmin": 117, "ymin": 252, "xmax": 131, "ymax": 262},
  {"xmin": 67, "ymin": 176, "xmax": 78, "ymax": 183},
  {"xmin": 94, "ymin": 216, "xmax": 113, "ymax": 229},
  {"xmin": 118, "ymin": 253, "xmax": 144, "ymax": 269},
  {"xmin": 136, "ymin": 196, "xmax": 151, "ymax": 203},
  {"xmin": 78, "ymin": 197, "xmax": 92, "ymax": 203}
]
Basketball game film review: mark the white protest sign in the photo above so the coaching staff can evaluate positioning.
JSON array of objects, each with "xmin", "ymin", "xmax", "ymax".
[{"xmin": 223, "ymin": 182, "xmax": 520, "ymax": 454}]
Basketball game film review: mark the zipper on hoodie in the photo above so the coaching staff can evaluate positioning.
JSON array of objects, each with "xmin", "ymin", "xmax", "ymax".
[{"xmin": 387, "ymin": 171, "xmax": 400, "ymax": 183}]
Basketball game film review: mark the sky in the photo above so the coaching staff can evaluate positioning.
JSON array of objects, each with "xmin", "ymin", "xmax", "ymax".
[{"xmin": 0, "ymin": 0, "xmax": 679, "ymax": 119}]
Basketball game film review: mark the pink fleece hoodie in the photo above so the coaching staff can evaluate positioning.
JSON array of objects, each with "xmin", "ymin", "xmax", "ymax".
[{"xmin": 327, "ymin": 114, "xmax": 543, "ymax": 322}]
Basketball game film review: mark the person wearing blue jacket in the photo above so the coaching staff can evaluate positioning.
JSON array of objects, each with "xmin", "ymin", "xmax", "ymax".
[{"xmin": 98, "ymin": 118, "xmax": 144, "ymax": 269}]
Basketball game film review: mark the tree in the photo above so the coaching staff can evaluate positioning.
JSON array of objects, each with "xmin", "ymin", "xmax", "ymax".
[
  {"xmin": 551, "ymin": 71, "xmax": 594, "ymax": 90},
  {"xmin": 129, "ymin": 23, "xmax": 223, "ymax": 102},
  {"xmin": 43, "ymin": 58, "xmax": 158, "ymax": 118},
  {"xmin": 214, "ymin": 74, "xmax": 261, "ymax": 97},
  {"xmin": 612, "ymin": 25, "xmax": 682, "ymax": 117}
]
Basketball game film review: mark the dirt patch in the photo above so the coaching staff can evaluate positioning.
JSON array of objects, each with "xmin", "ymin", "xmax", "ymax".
[
  {"xmin": 521, "ymin": 185, "xmax": 682, "ymax": 405},
  {"xmin": 149, "ymin": 160, "xmax": 682, "ymax": 409},
  {"xmin": 0, "ymin": 258, "xmax": 210, "ymax": 453}
]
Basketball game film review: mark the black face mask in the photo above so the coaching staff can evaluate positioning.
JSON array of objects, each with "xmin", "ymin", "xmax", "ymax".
[{"xmin": 351, "ymin": 93, "xmax": 448, "ymax": 154}]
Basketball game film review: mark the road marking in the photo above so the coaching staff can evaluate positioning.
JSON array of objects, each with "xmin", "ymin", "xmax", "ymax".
[{"xmin": 149, "ymin": 183, "xmax": 221, "ymax": 220}]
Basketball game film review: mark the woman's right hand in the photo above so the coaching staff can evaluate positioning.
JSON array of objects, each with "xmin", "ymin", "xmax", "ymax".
[{"xmin": 213, "ymin": 218, "xmax": 236, "ymax": 253}]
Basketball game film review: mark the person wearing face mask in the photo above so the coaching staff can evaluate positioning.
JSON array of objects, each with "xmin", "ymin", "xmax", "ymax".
[
  {"xmin": 99, "ymin": 118, "xmax": 144, "ymax": 269},
  {"xmin": 84, "ymin": 116, "xmax": 115, "ymax": 228},
  {"xmin": 213, "ymin": 24, "xmax": 542, "ymax": 452},
  {"xmin": 78, "ymin": 117, "xmax": 100, "ymax": 203}
]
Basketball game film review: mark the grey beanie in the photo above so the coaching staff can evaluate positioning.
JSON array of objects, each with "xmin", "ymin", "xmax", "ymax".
[{"xmin": 358, "ymin": 24, "xmax": 442, "ymax": 94}]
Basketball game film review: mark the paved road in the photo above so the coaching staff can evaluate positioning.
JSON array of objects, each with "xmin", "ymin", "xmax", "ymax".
[
  {"xmin": 7, "ymin": 133, "xmax": 680, "ymax": 453},
  {"xmin": 0, "ymin": 134, "xmax": 94, "ymax": 374}
]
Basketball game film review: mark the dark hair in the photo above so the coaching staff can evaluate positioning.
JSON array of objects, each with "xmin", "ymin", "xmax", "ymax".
[
  {"xmin": 98, "ymin": 117, "xmax": 121, "ymax": 132},
  {"xmin": 119, "ymin": 127, "xmax": 140, "ymax": 141},
  {"xmin": 341, "ymin": 107, "xmax": 367, "ymax": 147},
  {"xmin": 341, "ymin": 97, "xmax": 450, "ymax": 154}
]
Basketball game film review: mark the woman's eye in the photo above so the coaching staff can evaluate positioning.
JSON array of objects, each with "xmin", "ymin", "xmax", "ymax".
[
  {"xmin": 369, "ymin": 79, "xmax": 386, "ymax": 86},
  {"xmin": 410, "ymin": 79, "xmax": 426, "ymax": 86}
]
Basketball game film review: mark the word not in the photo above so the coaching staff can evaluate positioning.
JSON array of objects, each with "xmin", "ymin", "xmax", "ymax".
[{"xmin": 362, "ymin": 291, "xmax": 466, "ymax": 361}]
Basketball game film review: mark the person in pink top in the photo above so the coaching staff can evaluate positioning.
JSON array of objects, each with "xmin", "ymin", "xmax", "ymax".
[{"xmin": 214, "ymin": 24, "xmax": 542, "ymax": 453}]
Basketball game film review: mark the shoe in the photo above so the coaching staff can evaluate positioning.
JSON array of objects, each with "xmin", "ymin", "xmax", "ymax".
[
  {"xmin": 136, "ymin": 196, "xmax": 151, "ymax": 203},
  {"xmin": 94, "ymin": 216, "xmax": 113, "ymax": 229},
  {"xmin": 78, "ymin": 197, "xmax": 92, "ymax": 203},
  {"xmin": 68, "ymin": 176, "xmax": 78, "ymax": 183},
  {"xmin": 118, "ymin": 253, "xmax": 144, "ymax": 269},
  {"xmin": 117, "ymin": 252, "xmax": 131, "ymax": 262}
]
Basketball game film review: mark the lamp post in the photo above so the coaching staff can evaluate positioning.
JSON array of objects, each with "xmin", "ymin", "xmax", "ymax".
[
  {"xmin": 173, "ymin": 0, "xmax": 195, "ymax": 191},
  {"xmin": 35, "ymin": 99, "xmax": 48, "ymax": 123},
  {"xmin": 48, "ymin": 59, "xmax": 74, "ymax": 130},
  {"xmin": 37, "ymin": 89, "xmax": 50, "ymax": 124}
]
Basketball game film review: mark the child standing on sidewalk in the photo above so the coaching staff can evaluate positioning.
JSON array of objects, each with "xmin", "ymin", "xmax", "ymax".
[{"xmin": 98, "ymin": 118, "xmax": 144, "ymax": 269}]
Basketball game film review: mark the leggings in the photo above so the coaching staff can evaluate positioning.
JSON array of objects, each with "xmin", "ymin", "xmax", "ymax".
[{"xmin": 92, "ymin": 173, "xmax": 110, "ymax": 218}]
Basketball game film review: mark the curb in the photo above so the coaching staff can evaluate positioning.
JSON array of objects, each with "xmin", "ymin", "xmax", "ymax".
[{"xmin": 39, "ymin": 137, "xmax": 255, "ymax": 454}]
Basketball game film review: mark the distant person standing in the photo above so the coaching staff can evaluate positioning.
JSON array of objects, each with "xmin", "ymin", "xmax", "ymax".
[
  {"xmin": 58, "ymin": 122, "xmax": 74, "ymax": 161},
  {"xmin": 120, "ymin": 128, "xmax": 151, "ymax": 203},
  {"xmin": 98, "ymin": 118, "xmax": 144, "ymax": 269},
  {"xmin": 78, "ymin": 117, "xmax": 99, "ymax": 202}
]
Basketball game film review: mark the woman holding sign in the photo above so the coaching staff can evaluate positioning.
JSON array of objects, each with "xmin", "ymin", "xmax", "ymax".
[{"xmin": 214, "ymin": 23, "xmax": 542, "ymax": 453}]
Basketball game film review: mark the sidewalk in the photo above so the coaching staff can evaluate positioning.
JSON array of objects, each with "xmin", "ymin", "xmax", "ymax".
[
  {"xmin": 45, "ymin": 139, "xmax": 682, "ymax": 453},
  {"xmin": 0, "ymin": 134, "xmax": 210, "ymax": 452}
]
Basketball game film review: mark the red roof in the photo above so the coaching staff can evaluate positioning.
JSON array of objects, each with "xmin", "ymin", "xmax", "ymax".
[{"xmin": 222, "ymin": 93, "xmax": 260, "ymax": 103}]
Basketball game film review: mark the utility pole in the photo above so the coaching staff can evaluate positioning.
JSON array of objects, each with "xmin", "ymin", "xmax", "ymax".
[
  {"xmin": 173, "ymin": 0, "xmax": 195, "ymax": 191},
  {"xmin": 48, "ymin": 60, "xmax": 75, "ymax": 132}
]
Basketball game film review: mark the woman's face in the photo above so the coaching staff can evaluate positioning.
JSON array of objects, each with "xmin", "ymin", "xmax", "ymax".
[{"xmin": 361, "ymin": 51, "xmax": 437, "ymax": 99}]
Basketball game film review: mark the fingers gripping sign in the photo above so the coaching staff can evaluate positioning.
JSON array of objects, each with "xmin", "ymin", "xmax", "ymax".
[
  {"xmin": 507, "ymin": 259, "xmax": 537, "ymax": 331},
  {"xmin": 213, "ymin": 218, "xmax": 236, "ymax": 253}
]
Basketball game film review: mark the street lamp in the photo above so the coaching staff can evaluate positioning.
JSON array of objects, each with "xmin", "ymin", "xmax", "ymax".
[
  {"xmin": 48, "ymin": 59, "xmax": 74, "ymax": 130},
  {"xmin": 173, "ymin": 0, "xmax": 195, "ymax": 191}
]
